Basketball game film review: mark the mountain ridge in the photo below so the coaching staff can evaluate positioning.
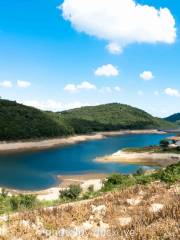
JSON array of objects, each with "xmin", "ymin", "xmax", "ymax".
[{"xmin": 0, "ymin": 99, "xmax": 177, "ymax": 141}]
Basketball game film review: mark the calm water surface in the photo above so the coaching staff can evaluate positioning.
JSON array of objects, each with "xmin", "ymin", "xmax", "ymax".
[{"xmin": 0, "ymin": 134, "xmax": 172, "ymax": 190}]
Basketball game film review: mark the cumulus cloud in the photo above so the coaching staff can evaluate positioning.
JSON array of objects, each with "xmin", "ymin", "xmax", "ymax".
[
  {"xmin": 60, "ymin": 0, "xmax": 176, "ymax": 52},
  {"xmin": 64, "ymin": 81, "xmax": 96, "ymax": 93},
  {"xmin": 106, "ymin": 43, "xmax": 123, "ymax": 54},
  {"xmin": 95, "ymin": 64, "xmax": 119, "ymax": 77},
  {"xmin": 22, "ymin": 100, "xmax": 93, "ymax": 111},
  {"xmin": 114, "ymin": 86, "xmax": 121, "ymax": 92},
  {"xmin": 17, "ymin": 80, "xmax": 31, "ymax": 88},
  {"xmin": 0, "ymin": 80, "xmax": 13, "ymax": 88},
  {"xmin": 164, "ymin": 88, "xmax": 180, "ymax": 97},
  {"xmin": 140, "ymin": 71, "xmax": 154, "ymax": 81}
]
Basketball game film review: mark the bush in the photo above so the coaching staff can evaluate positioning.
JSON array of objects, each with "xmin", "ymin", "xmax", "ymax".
[
  {"xmin": 135, "ymin": 175, "xmax": 155, "ymax": 185},
  {"xmin": 59, "ymin": 184, "xmax": 82, "ymax": 201},
  {"xmin": 10, "ymin": 194, "xmax": 37, "ymax": 211},
  {"xmin": 157, "ymin": 162, "xmax": 180, "ymax": 183},
  {"xmin": 19, "ymin": 194, "xmax": 37, "ymax": 209},
  {"xmin": 135, "ymin": 168, "xmax": 145, "ymax": 175},
  {"xmin": 160, "ymin": 139, "xmax": 170, "ymax": 150},
  {"xmin": 102, "ymin": 173, "xmax": 136, "ymax": 192},
  {"xmin": 10, "ymin": 196, "xmax": 19, "ymax": 211},
  {"xmin": 105, "ymin": 174, "xmax": 127, "ymax": 185}
]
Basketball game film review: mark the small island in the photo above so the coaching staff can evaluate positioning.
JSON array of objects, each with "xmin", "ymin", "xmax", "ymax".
[{"xmin": 96, "ymin": 136, "xmax": 180, "ymax": 167}]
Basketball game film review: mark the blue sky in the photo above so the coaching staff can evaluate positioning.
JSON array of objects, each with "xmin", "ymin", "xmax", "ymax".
[{"xmin": 0, "ymin": 0, "xmax": 179, "ymax": 117}]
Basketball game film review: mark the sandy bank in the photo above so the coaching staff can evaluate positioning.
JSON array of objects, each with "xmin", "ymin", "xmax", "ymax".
[
  {"xmin": 96, "ymin": 150, "xmax": 180, "ymax": 167},
  {"xmin": 1, "ymin": 173, "xmax": 107, "ymax": 201},
  {"xmin": 0, "ymin": 129, "xmax": 164, "ymax": 153}
]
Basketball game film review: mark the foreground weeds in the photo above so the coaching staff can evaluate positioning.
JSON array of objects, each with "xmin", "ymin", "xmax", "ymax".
[{"xmin": 0, "ymin": 162, "xmax": 179, "ymax": 239}]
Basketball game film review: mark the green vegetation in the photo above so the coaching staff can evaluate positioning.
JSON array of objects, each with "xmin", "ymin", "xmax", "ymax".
[
  {"xmin": 0, "ymin": 99, "xmax": 176, "ymax": 141},
  {"xmin": 0, "ymin": 193, "xmax": 38, "ymax": 214},
  {"xmin": 124, "ymin": 146, "xmax": 180, "ymax": 153},
  {"xmin": 102, "ymin": 162, "xmax": 180, "ymax": 192},
  {"xmin": 165, "ymin": 113, "xmax": 180, "ymax": 124},
  {"xmin": 60, "ymin": 103, "xmax": 176, "ymax": 134},
  {"xmin": 0, "ymin": 162, "xmax": 179, "ymax": 214},
  {"xmin": 0, "ymin": 99, "xmax": 73, "ymax": 140},
  {"xmin": 160, "ymin": 139, "xmax": 170, "ymax": 150},
  {"xmin": 59, "ymin": 184, "xmax": 82, "ymax": 201},
  {"xmin": 123, "ymin": 139, "xmax": 180, "ymax": 153}
]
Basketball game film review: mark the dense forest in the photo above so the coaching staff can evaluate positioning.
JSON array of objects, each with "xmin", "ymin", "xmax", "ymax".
[
  {"xmin": 60, "ymin": 103, "xmax": 176, "ymax": 134},
  {"xmin": 0, "ymin": 99, "xmax": 73, "ymax": 140},
  {"xmin": 0, "ymin": 99, "xmax": 177, "ymax": 141},
  {"xmin": 165, "ymin": 113, "xmax": 180, "ymax": 125}
]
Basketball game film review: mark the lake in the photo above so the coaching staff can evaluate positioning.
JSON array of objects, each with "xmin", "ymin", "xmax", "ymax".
[{"xmin": 0, "ymin": 133, "xmax": 171, "ymax": 190}]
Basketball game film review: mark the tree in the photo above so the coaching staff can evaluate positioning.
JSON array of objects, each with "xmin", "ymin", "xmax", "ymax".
[{"xmin": 160, "ymin": 139, "xmax": 170, "ymax": 150}]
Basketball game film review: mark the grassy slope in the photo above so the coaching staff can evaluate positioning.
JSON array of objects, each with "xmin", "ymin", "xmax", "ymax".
[
  {"xmin": 60, "ymin": 103, "xmax": 176, "ymax": 133},
  {"xmin": 0, "ymin": 100, "xmax": 176, "ymax": 140}
]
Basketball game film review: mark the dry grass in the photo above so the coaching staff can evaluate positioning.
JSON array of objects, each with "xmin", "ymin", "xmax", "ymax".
[{"xmin": 0, "ymin": 182, "xmax": 179, "ymax": 240}]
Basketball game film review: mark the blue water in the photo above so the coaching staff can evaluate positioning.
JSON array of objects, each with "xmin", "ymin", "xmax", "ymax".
[{"xmin": 0, "ymin": 134, "xmax": 171, "ymax": 190}]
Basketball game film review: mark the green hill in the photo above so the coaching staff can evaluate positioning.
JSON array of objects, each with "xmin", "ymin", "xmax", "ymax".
[
  {"xmin": 0, "ymin": 99, "xmax": 73, "ymax": 141},
  {"xmin": 0, "ymin": 100, "xmax": 176, "ymax": 141},
  {"xmin": 60, "ymin": 103, "xmax": 176, "ymax": 134},
  {"xmin": 165, "ymin": 113, "xmax": 180, "ymax": 124}
]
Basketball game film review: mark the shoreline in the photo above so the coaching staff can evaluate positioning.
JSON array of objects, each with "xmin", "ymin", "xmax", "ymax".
[
  {"xmin": 0, "ymin": 173, "xmax": 107, "ymax": 201},
  {"xmin": 0, "ymin": 129, "xmax": 165, "ymax": 153},
  {"xmin": 96, "ymin": 150, "xmax": 180, "ymax": 167}
]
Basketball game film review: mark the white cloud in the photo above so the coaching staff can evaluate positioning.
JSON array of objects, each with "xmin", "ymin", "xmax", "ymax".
[
  {"xmin": 114, "ymin": 86, "xmax": 121, "ymax": 92},
  {"xmin": 22, "ymin": 100, "xmax": 93, "ymax": 111},
  {"xmin": 64, "ymin": 81, "xmax": 96, "ymax": 93},
  {"xmin": 164, "ymin": 88, "xmax": 180, "ymax": 97},
  {"xmin": 60, "ymin": 0, "xmax": 176, "ymax": 53},
  {"xmin": 106, "ymin": 43, "xmax": 123, "ymax": 54},
  {"xmin": 137, "ymin": 90, "xmax": 144, "ymax": 96},
  {"xmin": 64, "ymin": 84, "xmax": 78, "ymax": 93},
  {"xmin": 140, "ymin": 71, "xmax": 154, "ymax": 81},
  {"xmin": 95, "ymin": 64, "xmax": 119, "ymax": 77},
  {"xmin": 0, "ymin": 80, "xmax": 13, "ymax": 88},
  {"xmin": 17, "ymin": 80, "xmax": 31, "ymax": 88},
  {"xmin": 77, "ymin": 81, "xmax": 96, "ymax": 90}
]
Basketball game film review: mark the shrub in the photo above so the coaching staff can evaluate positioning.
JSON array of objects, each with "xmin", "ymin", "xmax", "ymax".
[
  {"xmin": 159, "ymin": 139, "xmax": 170, "ymax": 150},
  {"xmin": 135, "ymin": 168, "xmax": 145, "ymax": 175},
  {"xmin": 106, "ymin": 174, "xmax": 128, "ymax": 185},
  {"xmin": 10, "ymin": 196, "xmax": 19, "ymax": 211},
  {"xmin": 59, "ymin": 184, "xmax": 82, "ymax": 201},
  {"xmin": 10, "ymin": 194, "xmax": 37, "ymax": 211},
  {"xmin": 157, "ymin": 162, "xmax": 180, "ymax": 183},
  {"xmin": 102, "ymin": 173, "xmax": 136, "ymax": 192},
  {"xmin": 19, "ymin": 194, "xmax": 37, "ymax": 209},
  {"xmin": 135, "ymin": 175, "xmax": 154, "ymax": 185}
]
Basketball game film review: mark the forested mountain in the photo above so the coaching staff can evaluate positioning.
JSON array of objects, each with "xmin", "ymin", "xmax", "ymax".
[
  {"xmin": 60, "ymin": 103, "xmax": 176, "ymax": 134},
  {"xmin": 165, "ymin": 113, "xmax": 180, "ymax": 125},
  {"xmin": 0, "ymin": 100, "xmax": 176, "ymax": 141},
  {"xmin": 0, "ymin": 99, "xmax": 73, "ymax": 140}
]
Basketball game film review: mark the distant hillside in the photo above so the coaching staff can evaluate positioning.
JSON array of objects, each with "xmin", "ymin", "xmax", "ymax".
[
  {"xmin": 165, "ymin": 113, "xmax": 180, "ymax": 124},
  {"xmin": 60, "ymin": 103, "xmax": 175, "ymax": 134},
  {"xmin": 0, "ymin": 99, "xmax": 73, "ymax": 141},
  {"xmin": 0, "ymin": 100, "xmax": 176, "ymax": 141}
]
